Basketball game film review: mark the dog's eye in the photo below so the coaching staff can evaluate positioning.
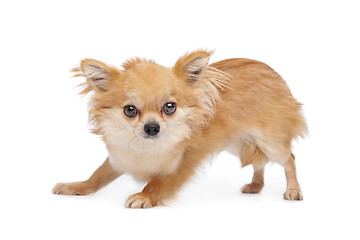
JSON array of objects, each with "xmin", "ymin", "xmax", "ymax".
[
  {"xmin": 163, "ymin": 102, "xmax": 176, "ymax": 115},
  {"xmin": 123, "ymin": 105, "xmax": 138, "ymax": 118}
]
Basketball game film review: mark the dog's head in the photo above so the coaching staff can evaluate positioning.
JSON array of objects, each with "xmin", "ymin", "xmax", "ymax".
[{"xmin": 73, "ymin": 50, "xmax": 229, "ymax": 151}]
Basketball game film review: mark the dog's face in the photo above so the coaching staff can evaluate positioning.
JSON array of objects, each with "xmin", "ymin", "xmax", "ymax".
[
  {"xmin": 114, "ymin": 63, "xmax": 189, "ymax": 141},
  {"xmin": 96, "ymin": 63, "xmax": 194, "ymax": 151},
  {"xmin": 76, "ymin": 50, "xmax": 227, "ymax": 151}
]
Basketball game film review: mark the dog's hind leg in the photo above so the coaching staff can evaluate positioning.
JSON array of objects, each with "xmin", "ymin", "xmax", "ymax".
[
  {"xmin": 282, "ymin": 153, "xmax": 303, "ymax": 200},
  {"xmin": 241, "ymin": 165, "xmax": 265, "ymax": 194},
  {"xmin": 256, "ymin": 138, "xmax": 303, "ymax": 200},
  {"xmin": 240, "ymin": 142, "xmax": 268, "ymax": 194}
]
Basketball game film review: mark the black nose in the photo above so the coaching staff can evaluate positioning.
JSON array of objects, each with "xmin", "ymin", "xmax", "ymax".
[{"xmin": 144, "ymin": 122, "xmax": 160, "ymax": 136}]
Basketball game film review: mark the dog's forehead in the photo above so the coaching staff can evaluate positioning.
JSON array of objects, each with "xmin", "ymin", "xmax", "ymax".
[
  {"xmin": 118, "ymin": 63, "xmax": 180, "ymax": 109},
  {"xmin": 126, "ymin": 63, "xmax": 173, "ymax": 83},
  {"xmin": 123, "ymin": 64, "xmax": 178, "ymax": 100}
]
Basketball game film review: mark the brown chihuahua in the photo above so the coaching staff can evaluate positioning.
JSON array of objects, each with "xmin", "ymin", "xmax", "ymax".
[{"xmin": 53, "ymin": 50, "xmax": 307, "ymax": 208}]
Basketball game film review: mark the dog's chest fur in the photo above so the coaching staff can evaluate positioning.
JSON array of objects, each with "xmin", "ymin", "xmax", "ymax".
[{"xmin": 107, "ymin": 142, "xmax": 184, "ymax": 181}]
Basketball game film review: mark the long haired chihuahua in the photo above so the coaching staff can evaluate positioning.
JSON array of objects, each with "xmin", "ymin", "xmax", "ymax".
[{"xmin": 53, "ymin": 50, "xmax": 307, "ymax": 208}]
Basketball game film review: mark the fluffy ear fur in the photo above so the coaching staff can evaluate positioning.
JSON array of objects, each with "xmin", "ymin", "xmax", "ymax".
[
  {"xmin": 80, "ymin": 59, "xmax": 113, "ymax": 91},
  {"xmin": 173, "ymin": 49, "xmax": 213, "ymax": 84}
]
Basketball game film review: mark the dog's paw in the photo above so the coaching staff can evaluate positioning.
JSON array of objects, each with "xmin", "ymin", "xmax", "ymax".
[
  {"xmin": 125, "ymin": 192, "xmax": 154, "ymax": 209},
  {"xmin": 241, "ymin": 183, "xmax": 264, "ymax": 194},
  {"xmin": 284, "ymin": 189, "xmax": 303, "ymax": 200},
  {"xmin": 52, "ymin": 182, "xmax": 96, "ymax": 196}
]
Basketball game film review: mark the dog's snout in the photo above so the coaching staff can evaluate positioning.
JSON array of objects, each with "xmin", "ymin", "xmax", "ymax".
[{"xmin": 144, "ymin": 122, "xmax": 160, "ymax": 136}]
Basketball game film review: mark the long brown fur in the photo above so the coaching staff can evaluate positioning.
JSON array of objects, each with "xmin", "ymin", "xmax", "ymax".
[{"xmin": 53, "ymin": 50, "xmax": 307, "ymax": 208}]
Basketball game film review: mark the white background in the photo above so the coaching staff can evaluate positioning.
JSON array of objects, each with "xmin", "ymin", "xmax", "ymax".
[{"xmin": 1, "ymin": 0, "xmax": 359, "ymax": 239}]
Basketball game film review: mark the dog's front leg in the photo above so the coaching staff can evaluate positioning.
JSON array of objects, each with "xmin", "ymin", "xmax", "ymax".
[
  {"xmin": 52, "ymin": 157, "xmax": 122, "ymax": 195},
  {"xmin": 125, "ymin": 151, "xmax": 203, "ymax": 208}
]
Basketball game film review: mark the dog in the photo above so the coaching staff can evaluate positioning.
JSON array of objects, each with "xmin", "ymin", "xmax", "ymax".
[{"xmin": 53, "ymin": 49, "xmax": 307, "ymax": 208}]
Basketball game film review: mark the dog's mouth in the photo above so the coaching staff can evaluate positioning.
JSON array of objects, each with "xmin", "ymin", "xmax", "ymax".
[
  {"xmin": 134, "ymin": 131, "xmax": 163, "ymax": 140},
  {"xmin": 143, "ymin": 135, "xmax": 160, "ymax": 140}
]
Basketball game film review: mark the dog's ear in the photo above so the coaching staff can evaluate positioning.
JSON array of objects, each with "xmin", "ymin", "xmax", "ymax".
[
  {"xmin": 173, "ymin": 49, "xmax": 213, "ymax": 84},
  {"xmin": 80, "ymin": 59, "xmax": 113, "ymax": 91}
]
